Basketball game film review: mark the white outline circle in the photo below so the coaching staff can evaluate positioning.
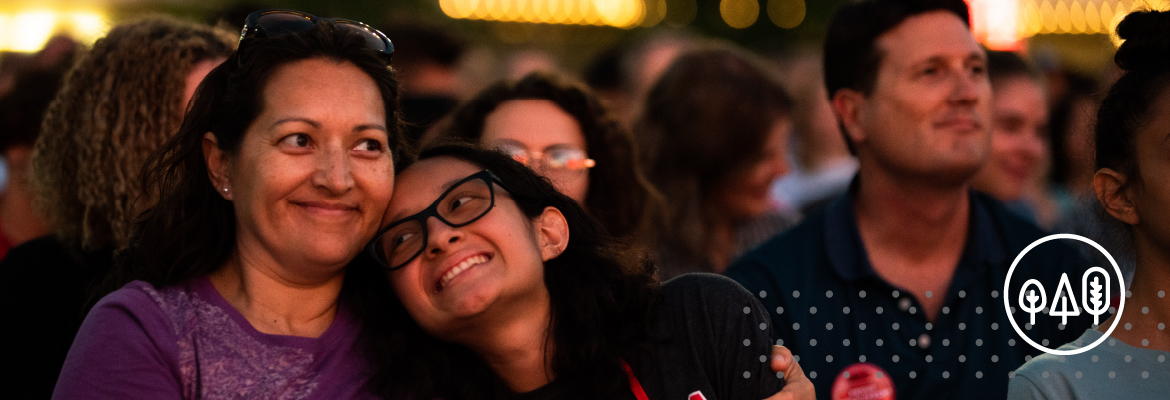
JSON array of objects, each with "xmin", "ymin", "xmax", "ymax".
[{"xmin": 1003, "ymin": 233, "xmax": 1125, "ymax": 355}]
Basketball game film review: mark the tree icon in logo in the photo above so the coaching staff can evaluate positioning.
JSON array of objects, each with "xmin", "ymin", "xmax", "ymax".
[
  {"xmin": 1004, "ymin": 234, "xmax": 1126, "ymax": 355},
  {"xmin": 1049, "ymin": 273, "xmax": 1081, "ymax": 325},
  {"xmin": 1081, "ymin": 266, "xmax": 1111, "ymax": 325},
  {"xmin": 1019, "ymin": 279, "xmax": 1047, "ymax": 325}
]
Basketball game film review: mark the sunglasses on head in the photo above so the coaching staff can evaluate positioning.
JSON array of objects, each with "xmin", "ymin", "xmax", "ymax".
[{"xmin": 239, "ymin": 9, "xmax": 394, "ymax": 62}]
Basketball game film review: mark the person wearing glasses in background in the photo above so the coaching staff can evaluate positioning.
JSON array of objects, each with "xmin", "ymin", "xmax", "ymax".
[
  {"xmin": 365, "ymin": 143, "xmax": 814, "ymax": 400},
  {"xmin": 52, "ymin": 10, "xmax": 406, "ymax": 399},
  {"xmin": 435, "ymin": 72, "xmax": 663, "ymax": 243},
  {"xmin": 635, "ymin": 44, "xmax": 795, "ymax": 278}
]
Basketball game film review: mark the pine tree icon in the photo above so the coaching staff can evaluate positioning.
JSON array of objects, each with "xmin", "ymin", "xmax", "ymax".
[{"xmin": 1050, "ymin": 273, "xmax": 1082, "ymax": 325}]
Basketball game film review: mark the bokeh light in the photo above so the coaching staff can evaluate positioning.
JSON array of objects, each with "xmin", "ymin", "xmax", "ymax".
[{"xmin": 767, "ymin": 0, "xmax": 805, "ymax": 29}]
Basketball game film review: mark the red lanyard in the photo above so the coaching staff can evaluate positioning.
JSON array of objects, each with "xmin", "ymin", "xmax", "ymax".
[{"xmin": 621, "ymin": 359, "xmax": 649, "ymax": 400}]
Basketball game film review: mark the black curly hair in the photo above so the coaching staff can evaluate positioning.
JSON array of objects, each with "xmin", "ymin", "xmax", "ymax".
[{"xmin": 1095, "ymin": 9, "xmax": 1170, "ymax": 185}]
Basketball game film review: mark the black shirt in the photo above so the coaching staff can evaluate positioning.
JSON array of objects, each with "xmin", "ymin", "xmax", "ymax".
[
  {"xmin": 513, "ymin": 274, "xmax": 785, "ymax": 399},
  {"xmin": 726, "ymin": 192, "xmax": 1095, "ymax": 400},
  {"xmin": 0, "ymin": 235, "xmax": 114, "ymax": 399}
]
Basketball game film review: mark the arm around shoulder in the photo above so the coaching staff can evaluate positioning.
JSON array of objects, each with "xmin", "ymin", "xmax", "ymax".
[{"xmin": 52, "ymin": 284, "xmax": 184, "ymax": 399}]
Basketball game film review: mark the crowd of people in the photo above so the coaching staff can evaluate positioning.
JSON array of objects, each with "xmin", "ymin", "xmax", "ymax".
[{"xmin": 0, "ymin": 0, "xmax": 1164, "ymax": 398}]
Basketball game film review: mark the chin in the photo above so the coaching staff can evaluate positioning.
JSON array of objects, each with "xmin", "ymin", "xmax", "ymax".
[{"xmin": 297, "ymin": 243, "xmax": 362, "ymax": 267}]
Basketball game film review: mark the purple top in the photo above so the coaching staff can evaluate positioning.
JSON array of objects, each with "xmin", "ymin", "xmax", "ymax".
[{"xmin": 52, "ymin": 278, "xmax": 380, "ymax": 400}]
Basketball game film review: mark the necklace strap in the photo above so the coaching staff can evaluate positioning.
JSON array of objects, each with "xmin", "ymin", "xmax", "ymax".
[{"xmin": 620, "ymin": 359, "xmax": 649, "ymax": 400}]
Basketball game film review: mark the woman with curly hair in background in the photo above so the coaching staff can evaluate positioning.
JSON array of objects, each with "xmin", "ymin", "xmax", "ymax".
[{"xmin": 0, "ymin": 16, "xmax": 235, "ymax": 398}]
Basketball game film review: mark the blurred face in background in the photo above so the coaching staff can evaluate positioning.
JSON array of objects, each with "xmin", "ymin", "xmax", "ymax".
[
  {"xmin": 710, "ymin": 118, "xmax": 791, "ymax": 221},
  {"xmin": 182, "ymin": 58, "xmax": 225, "ymax": 108},
  {"xmin": 844, "ymin": 11, "xmax": 991, "ymax": 185},
  {"xmin": 480, "ymin": 99, "xmax": 591, "ymax": 203},
  {"xmin": 972, "ymin": 77, "xmax": 1048, "ymax": 201}
]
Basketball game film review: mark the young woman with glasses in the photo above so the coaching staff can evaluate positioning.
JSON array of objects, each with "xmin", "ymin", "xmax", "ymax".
[
  {"xmin": 52, "ymin": 10, "xmax": 405, "ymax": 399},
  {"xmin": 435, "ymin": 72, "xmax": 662, "ymax": 242},
  {"xmin": 366, "ymin": 144, "xmax": 814, "ymax": 399}
]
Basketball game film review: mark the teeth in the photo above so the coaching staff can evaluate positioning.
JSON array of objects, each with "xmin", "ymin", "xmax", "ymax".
[{"xmin": 439, "ymin": 255, "xmax": 488, "ymax": 289}]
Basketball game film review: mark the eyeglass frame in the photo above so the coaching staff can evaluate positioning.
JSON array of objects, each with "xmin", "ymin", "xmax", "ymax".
[
  {"xmin": 493, "ymin": 143, "xmax": 596, "ymax": 172},
  {"xmin": 238, "ymin": 9, "xmax": 394, "ymax": 65},
  {"xmin": 367, "ymin": 170, "xmax": 512, "ymax": 270}
]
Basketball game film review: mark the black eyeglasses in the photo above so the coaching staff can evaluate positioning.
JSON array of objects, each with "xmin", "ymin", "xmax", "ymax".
[
  {"xmin": 368, "ymin": 170, "xmax": 510, "ymax": 270},
  {"xmin": 239, "ymin": 9, "xmax": 393, "ymax": 62}
]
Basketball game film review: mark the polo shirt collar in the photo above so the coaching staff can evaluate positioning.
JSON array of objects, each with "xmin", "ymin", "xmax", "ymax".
[{"xmin": 824, "ymin": 180, "xmax": 1007, "ymax": 283}]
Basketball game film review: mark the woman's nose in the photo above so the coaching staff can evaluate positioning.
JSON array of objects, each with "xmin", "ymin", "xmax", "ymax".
[
  {"xmin": 312, "ymin": 146, "xmax": 354, "ymax": 194},
  {"xmin": 425, "ymin": 217, "xmax": 461, "ymax": 256}
]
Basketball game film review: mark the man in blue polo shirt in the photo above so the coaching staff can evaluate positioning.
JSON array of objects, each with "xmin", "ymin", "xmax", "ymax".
[{"xmin": 725, "ymin": 0, "xmax": 1094, "ymax": 399}]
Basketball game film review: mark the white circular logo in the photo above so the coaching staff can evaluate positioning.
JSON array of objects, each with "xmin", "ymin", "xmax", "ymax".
[{"xmin": 1002, "ymin": 234, "xmax": 1125, "ymax": 355}]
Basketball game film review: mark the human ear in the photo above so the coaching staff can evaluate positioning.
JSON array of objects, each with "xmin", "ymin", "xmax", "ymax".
[
  {"xmin": 1094, "ymin": 168, "xmax": 1139, "ymax": 225},
  {"xmin": 203, "ymin": 132, "xmax": 232, "ymax": 200},
  {"xmin": 534, "ymin": 206, "xmax": 569, "ymax": 261},
  {"xmin": 832, "ymin": 88, "xmax": 867, "ymax": 146}
]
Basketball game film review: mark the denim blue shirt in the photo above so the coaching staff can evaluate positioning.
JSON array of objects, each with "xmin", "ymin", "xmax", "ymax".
[{"xmin": 726, "ymin": 189, "xmax": 1095, "ymax": 400}]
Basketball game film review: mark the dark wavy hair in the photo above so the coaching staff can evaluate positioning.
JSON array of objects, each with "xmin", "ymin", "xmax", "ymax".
[
  {"xmin": 634, "ymin": 44, "xmax": 791, "ymax": 271},
  {"xmin": 113, "ymin": 22, "xmax": 407, "ymax": 291},
  {"xmin": 439, "ymin": 72, "xmax": 662, "ymax": 241},
  {"xmin": 370, "ymin": 144, "xmax": 659, "ymax": 399}
]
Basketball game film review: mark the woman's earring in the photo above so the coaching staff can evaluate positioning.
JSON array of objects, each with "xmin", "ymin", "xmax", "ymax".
[{"xmin": 222, "ymin": 187, "xmax": 229, "ymax": 193}]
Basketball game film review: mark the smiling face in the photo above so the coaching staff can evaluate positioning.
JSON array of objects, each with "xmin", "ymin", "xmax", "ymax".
[
  {"xmin": 480, "ymin": 99, "xmax": 590, "ymax": 203},
  {"xmin": 383, "ymin": 157, "xmax": 558, "ymax": 339},
  {"xmin": 844, "ymin": 10, "xmax": 992, "ymax": 185},
  {"xmin": 972, "ymin": 77, "xmax": 1048, "ymax": 201},
  {"xmin": 209, "ymin": 58, "xmax": 394, "ymax": 282}
]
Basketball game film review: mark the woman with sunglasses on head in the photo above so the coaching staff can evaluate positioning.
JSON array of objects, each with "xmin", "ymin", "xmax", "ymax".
[
  {"xmin": 1006, "ymin": 9, "xmax": 1170, "ymax": 399},
  {"xmin": 436, "ymin": 72, "xmax": 662, "ymax": 242},
  {"xmin": 367, "ymin": 144, "xmax": 814, "ymax": 400},
  {"xmin": 52, "ymin": 10, "xmax": 405, "ymax": 399}
]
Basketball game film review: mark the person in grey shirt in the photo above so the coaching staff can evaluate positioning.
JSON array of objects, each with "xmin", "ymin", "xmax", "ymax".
[{"xmin": 1008, "ymin": 9, "xmax": 1170, "ymax": 400}]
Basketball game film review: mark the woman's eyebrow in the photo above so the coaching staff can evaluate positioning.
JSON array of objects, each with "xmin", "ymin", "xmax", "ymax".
[{"xmin": 270, "ymin": 117, "xmax": 320, "ymax": 130}]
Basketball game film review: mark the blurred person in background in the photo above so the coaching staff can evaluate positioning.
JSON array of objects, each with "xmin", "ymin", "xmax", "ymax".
[
  {"xmin": 1046, "ymin": 68, "xmax": 1101, "ymax": 199},
  {"xmin": 635, "ymin": 44, "xmax": 794, "ymax": 277},
  {"xmin": 769, "ymin": 50, "xmax": 857, "ymax": 217},
  {"xmin": 970, "ymin": 50, "xmax": 1051, "ymax": 224},
  {"xmin": 438, "ymin": 72, "xmax": 661, "ymax": 242},
  {"xmin": 587, "ymin": 30, "xmax": 697, "ymax": 127},
  {"xmin": 381, "ymin": 22, "xmax": 468, "ymax": 144},
  {"xmin": 726, "ymin": 0, "xmax": 1093, "ymax": 398},
  {"xmin": 1009, "ymin": 10, "xmax": 1170, "ymax": 398},
  {"xmin": 0, "ymin": 38, "xmax": 76, "ymax": 260},
  {"xmin": 50, "ymin": 12, "xmax": 406, "ymax": 398},
  {"xmin": 0, "ymin": 17, "xmax": 234, "ymax": 398}
]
